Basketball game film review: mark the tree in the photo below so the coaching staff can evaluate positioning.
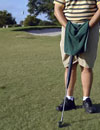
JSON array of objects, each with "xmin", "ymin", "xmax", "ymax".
[
  {"xmin": 27, "ymin": 0, "xmax": 59, "ymax": 24},
  {"xmin": 24, "ymin": 15, "xmax": 41, "ymax": 26},
  {"xmin": 20, "ymin": 20, "xmax": 24, "ymax": 26},
  {"xmin": 0, "ymin": 10, "xmax": 16, "ymax": 27}
]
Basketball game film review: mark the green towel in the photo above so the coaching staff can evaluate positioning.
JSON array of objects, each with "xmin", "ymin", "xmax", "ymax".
[{"xmin": 64, "ymin": 21, "xmax": 89, "ymax": 56}]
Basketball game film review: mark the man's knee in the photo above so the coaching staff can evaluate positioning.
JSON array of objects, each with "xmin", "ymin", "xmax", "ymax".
[
  {"xmin": 80, "ymin": 66, "xmax": 93, "ymax": 73},
  {"xmin": 65, "ymin": 63, "xmax": 78, "ymax": 72}
]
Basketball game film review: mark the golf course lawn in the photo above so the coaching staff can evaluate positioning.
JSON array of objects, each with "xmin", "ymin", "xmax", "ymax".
[{"xmin": 0, "ymin": 28, "xmax": 100, "ymax": 130}]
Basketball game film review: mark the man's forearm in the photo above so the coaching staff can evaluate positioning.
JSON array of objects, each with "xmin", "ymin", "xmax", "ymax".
[
  {"xmin": 54, "ymin": 4, "xmax": 67, "ymax": 28},
  {"xmin": 89, "ymin": 8, "xmax": 100, "ymax": 28}
]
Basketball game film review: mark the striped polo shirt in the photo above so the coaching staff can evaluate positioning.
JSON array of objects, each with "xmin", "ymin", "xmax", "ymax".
[{"xmin": 54, "ymin": 0, "xmax": 100, "ymax": 23}]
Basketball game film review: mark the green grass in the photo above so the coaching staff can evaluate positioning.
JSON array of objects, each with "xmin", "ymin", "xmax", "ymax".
[{"xmin": 0, "ymin": 28, "xmax": 100, "ymax": 130}]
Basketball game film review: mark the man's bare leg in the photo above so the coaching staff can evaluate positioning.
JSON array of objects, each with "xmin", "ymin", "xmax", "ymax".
[
  {"xmin": 80, "ymin": 66, "xmax": 93, "ymax": 97},
  {"xmin": 56, "ymin": 63, "xmax": 77, "ymax": 111},
  {"xmin": 80, "ymin": 66, "xmax": 96, "ymax": 113},
  {"xmin": 65, "ymin": 63, "xmax": 78, "ymax": 96}
]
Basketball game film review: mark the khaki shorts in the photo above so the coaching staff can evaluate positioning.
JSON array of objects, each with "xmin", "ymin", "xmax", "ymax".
[{"xmin": 60, "ymin": 23, "xmax": 99, "ymax": 68}]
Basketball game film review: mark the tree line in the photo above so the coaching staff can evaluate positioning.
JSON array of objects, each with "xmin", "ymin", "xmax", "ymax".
[
  {"xmin": 24, "ymin": 0, "xmax": 59, "ymax": 26},
  {"xmin": 0, "ymin": 10, "xmax": 16, "ymax": 27},
  {"xmin": 27, "ymin": 0, "xmax": 57, "ymax": 23},
  {"xmin": 0, "ymin": 0, "xmax": 59, "ymax": 27}
]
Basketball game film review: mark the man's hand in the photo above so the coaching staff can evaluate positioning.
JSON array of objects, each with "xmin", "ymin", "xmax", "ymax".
[
  {"xmin": 54, "ymin": 3, "xmax": 67, "ymax": 28},
  {"xmin": 89, "ymin": 4, "xmax": 100, "ymax": 28}
]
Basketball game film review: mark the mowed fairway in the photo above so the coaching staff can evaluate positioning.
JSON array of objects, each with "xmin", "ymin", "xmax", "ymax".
[{"xmin": 0, "ymin": 28, "xmax": 100, "ymax": 130}]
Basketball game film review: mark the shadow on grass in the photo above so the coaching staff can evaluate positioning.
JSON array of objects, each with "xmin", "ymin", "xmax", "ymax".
[
  {"xmin": 71, "ymin": 103, "xmax": 100, "ymax": 125},
  {"xmin": 94, "ymin": 103, "xmax": 100, "ymax": 113},
  {"xmin": 58, "ymin": 123, "xmax": 71, "ymax": 128},
  {"xmin": 76, "ymin": 103, "xmax": 100, "ymax": 113},
  {"xmin": 57, "ymin": 104, "xmax": 100, "ymax": 128},
  {"xmin": 71, "ymin": 116, "xmax": 100, "ymax": 125},
  {"xmin": 0, "ymin": 86, "xmax": 6, "ymax": 89},
  {"xmin": 69, "ymin": 104, "xmax": 100, "ymax": 125}
]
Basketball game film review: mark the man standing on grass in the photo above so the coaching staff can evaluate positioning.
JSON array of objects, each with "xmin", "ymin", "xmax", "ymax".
[{"xmin": 54, "ymin": 0, "xmax": 100, "ymax": 113}]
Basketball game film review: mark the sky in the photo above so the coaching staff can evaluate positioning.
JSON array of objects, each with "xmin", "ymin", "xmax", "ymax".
[{"xmin": 0, "ymin": 0, "xmax": 47, "ymax": 24}]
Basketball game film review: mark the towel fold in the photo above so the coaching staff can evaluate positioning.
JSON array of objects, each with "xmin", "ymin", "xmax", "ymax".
[{"xmin": 64, "ymin": 21, "xmax": 89, "ymax": 56}]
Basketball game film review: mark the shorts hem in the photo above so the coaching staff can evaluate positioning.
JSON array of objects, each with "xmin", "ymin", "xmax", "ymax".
[
  {"xmin": 63, "ymin": 60, "xmax": 78, "ymax": 68},
  {"xmin": 79, "ymin": 62, "xmax": 94, "ymax": 69}
]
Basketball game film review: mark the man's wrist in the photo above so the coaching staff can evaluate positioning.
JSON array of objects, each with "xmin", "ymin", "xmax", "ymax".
[
  {"xmin": 63, "ymin": 22, "xmax": 67, "ymax": 28},
  {"xmin": 89, "ymin": 21, "xmax": 93, "ymax": 28}
]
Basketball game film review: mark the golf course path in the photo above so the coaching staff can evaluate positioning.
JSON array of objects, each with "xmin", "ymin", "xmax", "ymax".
[{"xmin": 27, "ymin": 28, "xmax": 61, "ymax": 36}]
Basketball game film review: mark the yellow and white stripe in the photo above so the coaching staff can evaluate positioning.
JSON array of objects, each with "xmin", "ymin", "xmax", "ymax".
[
  {"xmin": 54, "ymin": 0, "xmax": 98, "ymax": 22},
  {"xmin": 53, "ymin": 0, "xmax": 65, "ymax": 5}
]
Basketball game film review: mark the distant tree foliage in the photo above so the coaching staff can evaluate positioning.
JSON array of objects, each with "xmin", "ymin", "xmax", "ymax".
[
  {"xmin": 27, "ymin": 0, "xmax": 59, "ymax": 24},
  {"xmin": 24, "ymin": 15, "xmax": 41, "ymax": 26},
  {"xmin": 38, "ymin": 20, "xmax": 56, "ymax": 26},
  {"xmin": 0, "ymin": 10, "xmax": 16, "ymax": 27},
  {"xmin": 24, "ymin": 15, "xmax": 57, "ymax": 26}
]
